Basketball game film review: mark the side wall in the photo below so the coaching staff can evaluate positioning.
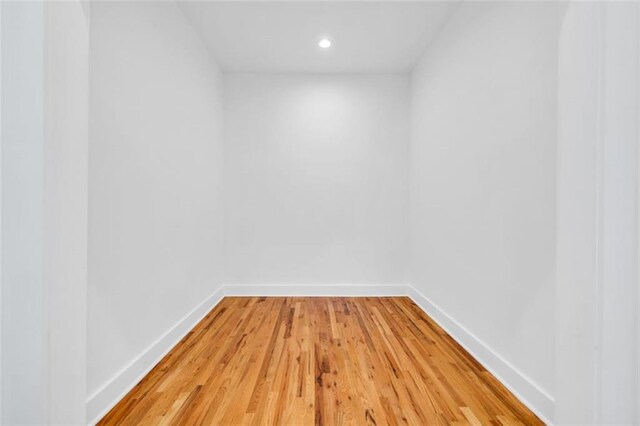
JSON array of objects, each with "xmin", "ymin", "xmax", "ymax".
[
  {"xmin": 44, "ymin": 1, "xmax": 90, "ymax": 423},
  {"xmin": 409, "ymin": 2, "xmax": 559, "ymax": 421},
  {"xmin": 1, "ymin": 3, "xmax": 46, "ymax": 424},
  {"xmin": 87, "ymin": 2, "xmax": 225, "ymax": 421},
  {"xmin": 1, "ymin": 2, "xmax": 89, "ymax": 423},
  {"xmin": 556, "ymin": 2, "xmax": 640, "ymax": 423},
  {"xmin": 223, "ymin": 74, "xmax": 410, "ymax": 288}
]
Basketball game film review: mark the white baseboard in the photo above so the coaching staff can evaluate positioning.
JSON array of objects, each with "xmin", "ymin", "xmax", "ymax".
[
  {"xmin": 223, "ymin": 283, "xmax": 410, "ymax": 297},
  {"xmin": 406, "ymin": 285, "xmax": 555, "ymax": 425},
  {"xmin": 85, "ymin": 287, "xmax": 225, "ymax": 425},
  {"xmin": 86, "ymin": 284, "xmax": 554, "ymax": 425}
]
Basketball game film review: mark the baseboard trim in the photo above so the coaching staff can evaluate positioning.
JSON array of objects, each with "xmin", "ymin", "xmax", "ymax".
[
  {"xmin": 223, "ymin": 283, "xmax": 410, "ymax": 297},
  {"xmin": 406, "ymin": 285, "xmax": 555, "ymax": 425},
  {"xmin": 85, "ymin": 287, "xmax": 225, "ymax": 425},
  {"xmin": 86, "ymin": 284, "xmax": 554, "ymax": 425}
]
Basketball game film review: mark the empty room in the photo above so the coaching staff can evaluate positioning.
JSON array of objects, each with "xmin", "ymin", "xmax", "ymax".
[{"xmin": 1, "ymin": 0, "xmax": 639, "ymax": 425}]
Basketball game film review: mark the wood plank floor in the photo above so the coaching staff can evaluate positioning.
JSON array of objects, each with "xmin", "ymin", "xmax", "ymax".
[{"xmin": 98, "ymin": 297, "xmax": 543, "ymax": 425}]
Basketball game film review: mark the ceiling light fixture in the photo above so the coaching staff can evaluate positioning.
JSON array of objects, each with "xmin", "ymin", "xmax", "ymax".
[{"xmin": 318, "ymin": 38, "xmax": 332, "ymax": 49}]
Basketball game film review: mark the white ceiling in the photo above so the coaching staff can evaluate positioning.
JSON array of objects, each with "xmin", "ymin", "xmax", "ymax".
[{"xmin": 178, "ymin": 2, "xmax": 460, "ymax": 73}]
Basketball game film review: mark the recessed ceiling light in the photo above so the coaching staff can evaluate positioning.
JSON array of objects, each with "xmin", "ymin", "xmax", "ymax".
[{"xmin": 318, "ymin": 38, "xmax": 332, "ymax": 49}]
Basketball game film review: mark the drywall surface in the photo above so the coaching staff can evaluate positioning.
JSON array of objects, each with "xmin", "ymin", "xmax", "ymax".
[
  {"xmin": 410, "ymin": 2, "xmax": 559, "ymax": 418},
  {"xmin": 44, "ymin": 1, "xmax": 89, "ymax": 423},
  {"xmin": 1, "ymin": 2, "xmax": 46, "ymax": 423},
  {"xmin": 88, "ymin": 0, "xmax": 225, "ymax": 409},
  {"xmin": 1, "ymin": 3, "xmax": 89, "ymax": 423},
  {"xmin": 556, "ymin": 2, "xmax": 640, "ymax": 424},
  {"xmin": 555, "ymin": 4, "xmax": 603, "ymax": 422},
  {"xmin": 224, "ymin": 74, "xmax": 409, "ymax": 285}
]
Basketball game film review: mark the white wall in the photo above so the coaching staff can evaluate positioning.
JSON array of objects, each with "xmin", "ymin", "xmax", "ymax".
[
  {"xmin": 555, "ymin": 4, "xmax": 600, "ymax": 422},
  {"xmin": 1, "ymin": 2, "xmax": 46, "ymax": 424},
  {"xmin": 87, "ymin": 1, "xmax": 225, "ymax": 420},
  {"xmin": 1, "ymin": 2, "xmax": 89, "ymax": 423},
  {"xmin": 44, "ymin": 1, "xmax": 89, "ymax": 423},
  {"xmin": 409, "ymin": 2, "xmax": 559, "ymax": 421},
  {"xmin": 556, "ymin": 2, "xmax": 640, "ymax": 424},
  {"xmin": 224, "ymin": 74, "xmax": 409, "ymax": 287},
  {"xmin": 597, "ymin": 5, "xmax": 639, "ymax": 422}
]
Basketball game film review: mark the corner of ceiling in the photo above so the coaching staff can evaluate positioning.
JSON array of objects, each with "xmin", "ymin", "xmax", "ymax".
[
  {"xmin": 175, "ymin": 0, "xmax": 229, "ymax": 73},
  {"xmin": 408, "ymin": 0, "xmax": 463, "ymax": 75}
]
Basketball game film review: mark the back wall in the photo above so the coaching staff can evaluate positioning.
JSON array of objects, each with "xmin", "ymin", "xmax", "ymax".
[{"xmin": 224, "ymin": 74, "xmax": 410, "ymax": 286}]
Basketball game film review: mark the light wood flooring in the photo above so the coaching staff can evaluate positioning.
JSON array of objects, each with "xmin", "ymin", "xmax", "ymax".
[{"xmin": 98, "ymin": 297, "xmax": 543, "ymax": 425}]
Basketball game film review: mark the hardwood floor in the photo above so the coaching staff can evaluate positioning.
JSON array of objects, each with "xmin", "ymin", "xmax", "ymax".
[{"xmin": 98, "ymin": 297, "xmax": 543, "ymax": 425}]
